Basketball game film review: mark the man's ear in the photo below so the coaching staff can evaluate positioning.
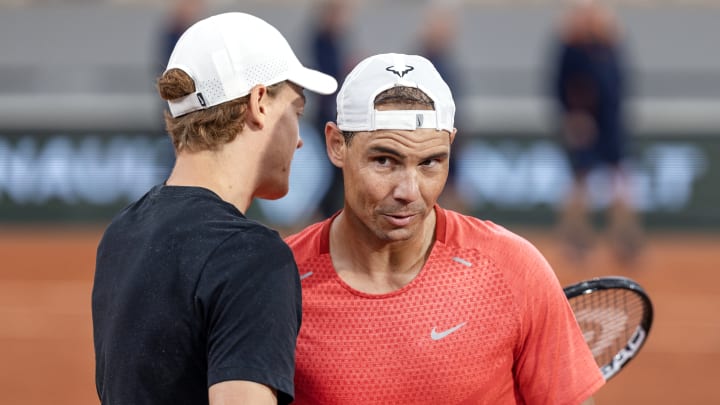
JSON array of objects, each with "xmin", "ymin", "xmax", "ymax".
[
  {"xmin": 246, "ymin": 85, "xmax": 268, "ymax": 130},
  {"xmin": 449, "ymin": 128, "xmax": 457, "ymax": 145},
  {"xmin": 325, "ymin": 122, "xmax": 346, "ymax": 168}
]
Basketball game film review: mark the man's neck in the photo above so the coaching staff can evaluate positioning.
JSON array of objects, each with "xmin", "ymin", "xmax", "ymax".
[
  {"xmin": 165, "ymin": 146, "xmax": 258, "ymax": 213},
  {"xmin": 329, "ymin": 209, "xmax": 436, "ymax": 294}
]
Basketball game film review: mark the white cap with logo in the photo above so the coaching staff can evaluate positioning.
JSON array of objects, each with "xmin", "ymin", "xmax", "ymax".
[
  {"xmin": 336, "ymin": 53, "xmax": 455, "ymax": 132},
  {"xmin": 165, "ymin": 12, "xmax": 338, "ymax": 118}
]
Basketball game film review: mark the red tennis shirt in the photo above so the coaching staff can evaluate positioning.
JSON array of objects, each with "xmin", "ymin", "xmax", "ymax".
[{"xmin": 285, "ymin": 206, "xmax": 604, "ymax": 404}]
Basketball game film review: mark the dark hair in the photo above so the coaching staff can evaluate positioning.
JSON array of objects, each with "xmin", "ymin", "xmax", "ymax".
[
  {"xmin": 374, "ymin": 86, "xmax": 434, "ymax": 108},
  {"xmin": 157, "ymin": 69, "xmax": 284, "ymax": 152},
  {"xmin": 341, "ymin": 86, "xmax": 434, "ymax": 145}
]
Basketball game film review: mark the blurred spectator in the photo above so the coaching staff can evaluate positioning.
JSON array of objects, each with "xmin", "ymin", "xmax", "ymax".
[
  {"xmin": 549, "ymin": 0, "xmax": 642, "ymax": 263},
  {"xmin": 157, "ymin": 0, "xmax": 208, "ymax": 75},
  {"xmin": 308, "ymin": 0, "xmax": 353, "ymax": 218},
  {"xmin": 417, "ymin": 4, "xmax": 460, "ymax": 94},
  {"xmin": 154, "ymin": 0, "xmax": 209, "ymax": 177},
  {"xmin": 416, "ymin": 3, "xmax": 467, "ymax": 212}
]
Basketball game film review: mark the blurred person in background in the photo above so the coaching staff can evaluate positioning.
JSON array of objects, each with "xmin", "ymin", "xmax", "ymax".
[
  {"xmin": 154, "ymin": 0, "xmax": 209, "ymax": 176},
  {"xmin": 416, "ymin": 2, "xmax": 467, "ymax": 213},
  {"xmin": 286, "ymin": 53, "xmax": 603, "ymax": 404},
  {"xmin": 92, "ymin": 12, "xmax": 337, "ymax": 405},
  {"xmin": 417, "ymin": 3, "xmax": 460, "ymax": 94},
  {"xmin": 308, "ymin": 0, "xmax": 353, "ymax": 219},
  {"xmin": 158, "ymin": 0, "xmax": 208, "ymax": 73},
  {"xmin": 550, "ymin": 0, "xmax": 642, "ymax": 263}
]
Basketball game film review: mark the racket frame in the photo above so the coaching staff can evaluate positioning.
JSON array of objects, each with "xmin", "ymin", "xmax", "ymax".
[{"xmin": 564, "ymin": 276, "xmax": 654, "ymax": 381}]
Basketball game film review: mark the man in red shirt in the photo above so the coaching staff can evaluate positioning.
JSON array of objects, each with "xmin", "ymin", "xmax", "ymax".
[{"xmin": 286, "ymin": 53, "xmax": 604, "ymax": 404}]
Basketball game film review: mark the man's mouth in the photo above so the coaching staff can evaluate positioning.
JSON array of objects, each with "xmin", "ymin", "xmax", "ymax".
[{"xmin": 383, "ymin": 213, "xmax": 416, "ymax": 227}]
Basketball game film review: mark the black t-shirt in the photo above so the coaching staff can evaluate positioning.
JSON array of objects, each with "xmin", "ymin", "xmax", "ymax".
[{"xmin": 92, "ymin": 185, "xmax": 301, "ymax": 404}]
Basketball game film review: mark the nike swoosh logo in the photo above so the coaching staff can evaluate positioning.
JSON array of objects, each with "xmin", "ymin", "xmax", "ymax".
[
  {"xmin": 430, "ymin": 322, "xmax": 467, "ymax": 341},
  {"xmin": 300, "ymin": 272, "xmax": 313, "ymax": 281},
  {"xmin": 452, "ymin": 257, "xmax": 472, "ymax": 267}
]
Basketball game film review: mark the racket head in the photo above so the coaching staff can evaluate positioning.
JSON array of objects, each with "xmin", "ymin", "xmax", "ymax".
[{"xmin": 564, "ymin": 276, "xmax": 653, "ymax": 381}]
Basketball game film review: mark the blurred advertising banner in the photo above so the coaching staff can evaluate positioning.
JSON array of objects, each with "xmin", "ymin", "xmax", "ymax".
[
  {"xmin": 0, "ymin": 126, "xmax": 718, "ymax": 229},
  {"xmin": 454, "ymin": 134, "xmax": 717, "ymax": 229}
]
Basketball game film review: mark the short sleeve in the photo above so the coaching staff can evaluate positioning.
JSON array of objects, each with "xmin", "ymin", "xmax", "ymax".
[
  {"xmin": 196, "ymin": 228, "xmax": 302, "ymax": 404},
  {"xmin": 509, "ymin": 238, "xmax": 605, "ymax": 405}
]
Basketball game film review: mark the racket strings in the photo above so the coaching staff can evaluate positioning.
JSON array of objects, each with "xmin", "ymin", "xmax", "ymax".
[{"xmin": 569, "ymin": 289, "xmax": 645, "ymax": 368}]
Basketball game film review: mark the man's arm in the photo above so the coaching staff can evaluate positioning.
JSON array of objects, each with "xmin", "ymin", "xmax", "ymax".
[
  {"xmin": 200, "ymin": 231, "xmax": 302, "ymax": 404},
  {"xmin": 209, "ymin": 381, "xmax": 277, "ymax": 405}
]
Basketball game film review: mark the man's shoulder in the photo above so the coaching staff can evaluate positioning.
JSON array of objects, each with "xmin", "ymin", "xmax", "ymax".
[
  {"xmin": 440, "ymin": 208, "xmax": 540, "ymax": 257},
  {"xmin": 284, "ymin": 219, "xmax": 327, "ymax": 247},
  {"xmin": 442, "ymin": 209, "xmax": 516, "ymax": 242},
  {"xmin": 284, "ymin": 218, "xmax": 331, "ymax": 264},
  {"xmin": 102, "ymin": 185, "xmax": 280, "ymax": 259},
  {"xmin": 109, "ymin": 185, "xmax": 241, "ymax": 225}
]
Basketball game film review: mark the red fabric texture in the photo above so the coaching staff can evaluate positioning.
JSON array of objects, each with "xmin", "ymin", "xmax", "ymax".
[{"xmin": 286, "ymin": 206, "xmax": 604, "ymax": 404}]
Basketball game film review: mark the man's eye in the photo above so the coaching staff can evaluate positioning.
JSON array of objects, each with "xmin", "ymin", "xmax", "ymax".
[{"xmin": 375, "ymin": 157, "xmax": 391, "ymax": 166}]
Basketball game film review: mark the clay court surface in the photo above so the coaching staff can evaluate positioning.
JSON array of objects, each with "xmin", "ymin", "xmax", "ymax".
[{"xmin": 1, "ymin": 225, "xmax": 718, "ymax": 404}]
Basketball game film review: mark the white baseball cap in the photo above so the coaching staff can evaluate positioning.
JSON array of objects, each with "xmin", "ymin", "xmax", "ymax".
[
  {"xmin": 336, "ymin": 53, "xmax": 455, "ymax": 132},
  {"xmin": 165, "ymin": 12, "xmax": 338, "ymax": 118}
]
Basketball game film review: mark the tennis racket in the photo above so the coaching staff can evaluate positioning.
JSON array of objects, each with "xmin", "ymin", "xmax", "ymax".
[{"xmin": 564, "ymin": 276, "xmax": 653, "ymax": 381}]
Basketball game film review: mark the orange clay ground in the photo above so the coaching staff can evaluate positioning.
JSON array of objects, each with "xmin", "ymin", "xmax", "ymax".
[{"xmin": 1, "ymin": 225, "xmax": 718, "ymax": 405}]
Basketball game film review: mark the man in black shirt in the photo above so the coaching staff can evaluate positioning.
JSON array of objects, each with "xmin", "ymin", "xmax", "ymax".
[{"xmin": 92, "ymin": 12, "xmax": 337, "ymax": 405}]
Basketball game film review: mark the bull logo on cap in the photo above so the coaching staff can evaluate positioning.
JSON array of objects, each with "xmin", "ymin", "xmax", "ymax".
[{"xmin": 386, "ymin": 64, "xmax": 414, "ymax": 78}]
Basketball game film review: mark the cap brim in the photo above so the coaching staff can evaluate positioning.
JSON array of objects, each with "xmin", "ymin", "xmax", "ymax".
[{"xmin": 287, "ymin": 66, "xmax": 338, "ymax": 95}]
